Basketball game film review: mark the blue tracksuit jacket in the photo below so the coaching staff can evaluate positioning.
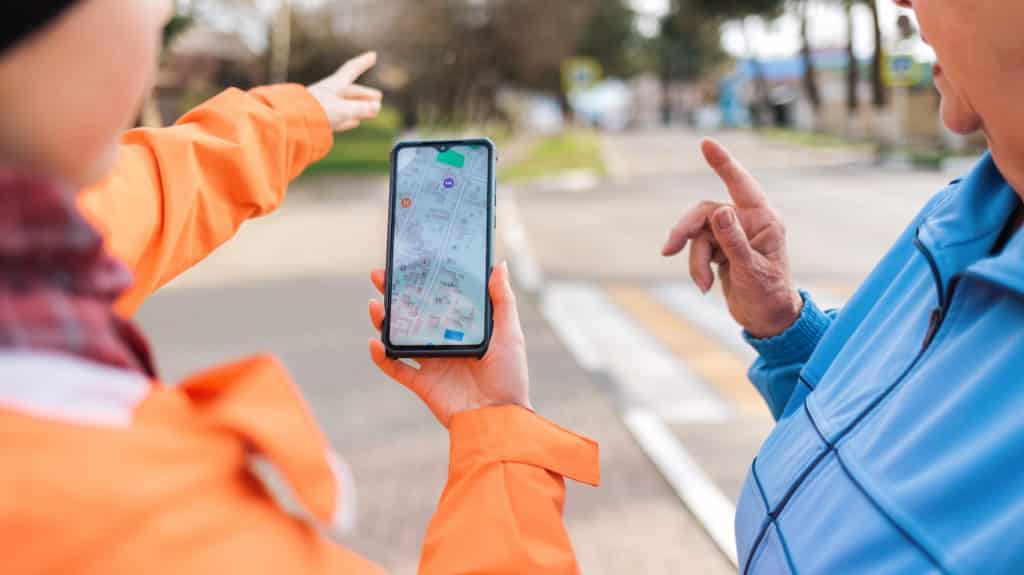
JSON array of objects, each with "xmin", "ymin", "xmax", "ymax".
[{"xmin": 737, "ymin": 153, "xmax": 1024, "ymax": 574}]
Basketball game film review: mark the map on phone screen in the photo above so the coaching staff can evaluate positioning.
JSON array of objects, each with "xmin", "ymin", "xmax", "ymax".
[{"xmin": 389, "ymin": 144, "xmax": 491, "ymax": 347}]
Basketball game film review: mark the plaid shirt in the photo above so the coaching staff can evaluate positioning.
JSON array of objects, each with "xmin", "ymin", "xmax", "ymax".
[{"xmin": 0, "ymin": 169, "xmax": 154, "ymax": 376}]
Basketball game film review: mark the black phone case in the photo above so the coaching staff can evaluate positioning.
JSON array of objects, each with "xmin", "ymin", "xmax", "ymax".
[{"xmin": 383, "ymin": 138, "xmax": 496, "ymax": 359}]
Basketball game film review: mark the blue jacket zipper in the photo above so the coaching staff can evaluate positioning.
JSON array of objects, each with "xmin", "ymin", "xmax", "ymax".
[
  {"xmin": 913, "ymin": 233, "xmax": 959, "ymax": 352},
  {"xmin": 743, "ymin": 233, "xmax": 957, "ymax": 574}
]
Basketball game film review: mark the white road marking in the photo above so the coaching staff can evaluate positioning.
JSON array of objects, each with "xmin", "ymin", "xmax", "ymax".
[
  {"xmin": 534, "ymin": 169, "xmax": 601, "ymax": 193},
  {"xmin": 503, "ymin": 189, "xmax": 742, "ymax": 567},
  {"xmin": 542, "ymin": 282, "xmax": 731, "ymax": 423},
  {"xmin": 624, "ymin": 408, "xmax": 740, "ymax": 568},
  {"xmin": 655, "ymin": 281, "xmax": 848, "ymax": 353},
  {"xmin": 499, "ymin": 192, "xmax": 545, "ymax": 295},
  {"xmin": 540, "ymin": 286, "xmax": 607, "ymax": 372},
  {"xmin": 652, "ymin": 283, "xmax": 757, "ymax": 363}
]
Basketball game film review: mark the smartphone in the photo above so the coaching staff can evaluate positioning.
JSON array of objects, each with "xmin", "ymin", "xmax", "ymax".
[{"xmin": 383, "ymin": 139, "xmax": 496, "ymax": 359}]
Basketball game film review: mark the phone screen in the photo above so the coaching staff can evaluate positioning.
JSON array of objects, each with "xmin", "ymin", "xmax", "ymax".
[{"xmin": 388, "ymin": 144, "xmax": 492, "ymax": 348}]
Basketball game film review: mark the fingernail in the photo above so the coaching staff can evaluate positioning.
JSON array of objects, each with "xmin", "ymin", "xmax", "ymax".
[{"xmin": 714, "ymin": 208, "xmax": 734, "ymax": 231}]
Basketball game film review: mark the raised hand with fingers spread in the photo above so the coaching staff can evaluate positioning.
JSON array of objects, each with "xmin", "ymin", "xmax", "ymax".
[
  {"xmin": 662, "ymin": 138, "xmax": 803, "ymax": 339},
  {"xmin": 307, "ymin": 51, "xmax": 383, "ymax": 133},
  {"xmin": 367, "ymin": 262, "xmax": 532, "ymax": 427}
]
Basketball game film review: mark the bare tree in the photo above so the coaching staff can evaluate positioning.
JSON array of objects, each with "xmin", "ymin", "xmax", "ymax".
[
  {"xmin": 383, "ymin": 0, "xmax": 597, "ymax": 125},
  {"xmin": 865, "ymin": 0, "xmax": 887, "ymax": 108},
  {"xmin": 269, "ymin": 0, "xmax": 291, "ymax": 83},
  {"xmin": 844, "ymin": 0, "xmax": 859, "ymax": 113},
  {"xmin": 140, "ymin": 12, "xmax": 194, "ymax": 127},
  {"xmin": 797, "ymin": 0, "xmax": 822, "ymax": 115}
]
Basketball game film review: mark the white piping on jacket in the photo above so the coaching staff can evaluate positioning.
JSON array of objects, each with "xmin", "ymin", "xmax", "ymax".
[
  {"xmin": 0, "ymin": 351, "xmax": 149, "ymax": 427},
  {"xmin": 250, "ymin": 451, "xmax": 359, "ymax": 539}
]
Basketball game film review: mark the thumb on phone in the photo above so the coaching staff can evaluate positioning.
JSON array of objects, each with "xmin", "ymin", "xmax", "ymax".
[{"xmin": 489, "ymin": 262, "xmax": 525, "ymax": 343}]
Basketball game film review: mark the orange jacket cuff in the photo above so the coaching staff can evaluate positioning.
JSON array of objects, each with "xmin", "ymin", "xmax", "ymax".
[
  {"xmin": 448, "ymin": 405, "xmax": 600, "ymax": 486},
  {"xmin": 248, "ymin": 83, "xmax": 334, "ymax": 166}
]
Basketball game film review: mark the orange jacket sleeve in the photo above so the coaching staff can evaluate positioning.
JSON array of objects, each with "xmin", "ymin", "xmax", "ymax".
[
  {"xmin": 78, "ymin": 84, "xmax": 333, "ymax": 316},
  {"xmin": 419, "ymin": 406, "xmax": 600, "ymax": 574}
]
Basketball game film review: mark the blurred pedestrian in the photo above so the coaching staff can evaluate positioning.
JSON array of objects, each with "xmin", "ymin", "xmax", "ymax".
[
  {"xmin": 664, "ymin": 1, "xmax": 1024, "ymax": 572},
  {"xmin": 0, "ymin": 1, "xmax": 598, "ymax": 573}
]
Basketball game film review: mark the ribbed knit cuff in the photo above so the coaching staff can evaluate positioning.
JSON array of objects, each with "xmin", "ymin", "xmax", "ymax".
[{"xmin": 743, "ymin": 290, "xmax": 831, "ymax": 366}]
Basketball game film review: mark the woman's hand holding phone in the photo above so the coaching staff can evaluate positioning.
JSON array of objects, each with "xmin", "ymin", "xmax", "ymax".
[{"xmin": 367, "ymin": 262, "xmax": 533, "ymax": 428}]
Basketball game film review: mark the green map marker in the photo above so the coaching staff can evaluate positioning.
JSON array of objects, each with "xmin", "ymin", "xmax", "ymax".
[{"xmin": 437, "ymin": 149, "xmax": 466, "ymax": 168}]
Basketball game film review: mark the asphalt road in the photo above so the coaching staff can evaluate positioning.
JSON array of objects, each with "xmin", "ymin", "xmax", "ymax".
[{"xmin": 137, "ymin": 129, "xmax": 969, "ymax": 574}]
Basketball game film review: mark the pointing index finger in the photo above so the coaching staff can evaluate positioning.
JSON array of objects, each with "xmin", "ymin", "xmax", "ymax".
[
  {"xmin": 701, "ymin": 138, "xmax": 768, "ymax": 209},
  {"xmin": 334, "ymin": 51, "xmax": 378, "ymax": 86}
]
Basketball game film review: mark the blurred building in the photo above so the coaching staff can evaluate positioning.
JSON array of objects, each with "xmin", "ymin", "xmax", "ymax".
[
  {"xmin": 155, "ymin": 24, "xmax": 264, "ymax": 123},
  {"xmin": 628, "ymin": 74, "xmax": 663, "ymax": 129},
  {"xmin": 325, "ymin": 0, "xmax": 400, "ymax": 43},
  {"xmin": 724, "ymin": 48, "xmax": 945, "ymax": 146},
  {"xmin": 570, "ymin": 79, "xmax": 633, "ymax": 131}
]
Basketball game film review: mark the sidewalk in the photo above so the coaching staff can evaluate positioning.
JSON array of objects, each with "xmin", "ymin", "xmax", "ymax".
[
  {"xmin": 602, "ymin": 128, "xmax": 877, "ymax": 181},
  {"xmin": 515, "ymin": 128, "xmax": 952, "ymax": 287},
  {"xmin": 137, "ymin": 176, "xmax": 735, "ymax": 574}
]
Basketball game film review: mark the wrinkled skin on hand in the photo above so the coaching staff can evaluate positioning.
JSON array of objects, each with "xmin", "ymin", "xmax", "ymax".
[{"xmin": 662, "ymin": 139, "xmax": 803, "ymax": 339}]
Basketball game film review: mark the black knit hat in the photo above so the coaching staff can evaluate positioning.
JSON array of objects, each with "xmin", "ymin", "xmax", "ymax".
[{"xmin": 0, "ymin": 1, "xmax": 79, "ymax": 55}]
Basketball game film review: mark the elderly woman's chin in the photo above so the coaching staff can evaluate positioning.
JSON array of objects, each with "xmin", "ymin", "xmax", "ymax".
[{"xmin": 939, "ymin": 95, "xmax": 984, "ymax": 136}]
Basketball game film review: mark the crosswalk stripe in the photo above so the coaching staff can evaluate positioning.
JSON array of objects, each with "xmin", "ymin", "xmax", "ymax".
[
  {"xmin": 651, "ymin": 283, "xmax": 756, "ymax": 363},
  {"xmin": 541, "ymin": 282, "xmax": 731, "ymax": 422},
  {"xmin": 501, "ymin": 192, "xmax": 545, "ymax": 294},
  {"xmin": 539, "ymin": 283, "xmax": 606, "ymax": 372},
  {"xmin": 541, "ymin": 281, "xmax": 743, "ymax": 567},
  {"xmin": 503, "ymin": 187, "xmax": 742, "ymax": 566},
  {"xmin": 623, "ymin": 408, "xmax": 740, "ymax": 568},
  {"xmin": 607, "ymin": 286, "xmax": 770, "ymax": 419}
]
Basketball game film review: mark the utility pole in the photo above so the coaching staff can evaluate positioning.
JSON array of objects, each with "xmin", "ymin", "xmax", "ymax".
[
  {"xmin": 867, "ymin": 0, "xmax": 888, "ymax": 109},
  {"xmin": 269, "ymin": 0, "xmax": 291, "ymax": 83},
  {"xmin": 799, "ymin": 0, "xmax": 822, "ymax": 114}
]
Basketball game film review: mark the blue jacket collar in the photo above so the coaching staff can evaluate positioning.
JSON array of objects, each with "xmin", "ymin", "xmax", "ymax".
[{"xmin": 916, "ymin": 152, "xmax": 1024, "ymax": 297}]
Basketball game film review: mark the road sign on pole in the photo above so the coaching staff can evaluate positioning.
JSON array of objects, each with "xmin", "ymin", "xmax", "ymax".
[
  {"xmin": 883, "ymin": 51, "xmax": 926, "ymax": 88},
  {"xmin": 562, "ymin": 57, "xmax": 603, "ymax": 96}
]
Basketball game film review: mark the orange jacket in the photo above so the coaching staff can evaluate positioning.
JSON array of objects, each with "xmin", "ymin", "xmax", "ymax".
[{"xmin": 0, "ymin": 85, "xmax": 599, "ymax": 574}]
